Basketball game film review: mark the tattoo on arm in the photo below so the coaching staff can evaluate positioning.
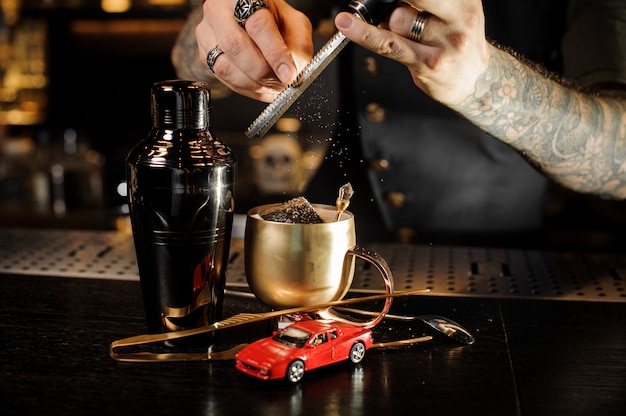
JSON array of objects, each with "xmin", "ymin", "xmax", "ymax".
[
  {"xmin": 455, "ymin": 43, "xmax": 626, "ymax": 199},
  {"xmin": 171, "ymin": 7, "xmax": 214, "ymax": 82}
]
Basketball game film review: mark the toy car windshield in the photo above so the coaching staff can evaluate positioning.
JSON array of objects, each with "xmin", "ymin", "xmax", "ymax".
[{"xmin": 272, "ymin": 327, "xmax": 312, "ymax": 348}]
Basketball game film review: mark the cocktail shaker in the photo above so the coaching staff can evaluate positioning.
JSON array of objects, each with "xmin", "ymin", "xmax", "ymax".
[{"xmin": 126, "ymin": 80, "xmax": 236, "ymax": 342}]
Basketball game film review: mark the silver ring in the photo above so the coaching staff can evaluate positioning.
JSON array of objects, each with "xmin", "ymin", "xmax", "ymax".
[
  {"xmin": 409, "ymin": 10, "xmax": 429, "ymax": 42},
  {"xmin": 234, "ymin": 0, "xmax": 268, "ymax": 28},
  {"xmin": 206, "ymin": 45, "xmax": 223, "ymax": 74}
]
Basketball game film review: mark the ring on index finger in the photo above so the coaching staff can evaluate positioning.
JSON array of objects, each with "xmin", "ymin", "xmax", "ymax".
[
  {"xmin": 206, "ymin": 45, "xmax": 224, "ymax": 74},
  {"xmin": 234, "ymin": 0, "xmax": 268, "ymax": 28},
  {"xmin": 409, "ymin": 10, "xmax": 429, "ymax": 42}
]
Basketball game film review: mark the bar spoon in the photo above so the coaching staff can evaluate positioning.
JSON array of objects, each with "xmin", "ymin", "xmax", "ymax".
[
  {"xmin": 334, "ymin": 307, "xmax": 475, "ymax": 345},
  {"xmin": 225, "ymin": 289, "xmax": 475, "ymax": 345}
]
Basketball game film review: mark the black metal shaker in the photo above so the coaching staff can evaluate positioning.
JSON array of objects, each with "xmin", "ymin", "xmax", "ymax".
[{"xmin": 126, "ymin": 80, "xmax": 236, "ymax": 341}]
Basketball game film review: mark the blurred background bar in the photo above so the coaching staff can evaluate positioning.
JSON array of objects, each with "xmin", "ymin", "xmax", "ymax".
[{"xmin": 0, "ymin": 0, "xmax": 336, "ymax": 230}]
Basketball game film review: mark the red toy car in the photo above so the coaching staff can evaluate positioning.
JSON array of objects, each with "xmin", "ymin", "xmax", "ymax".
[{"xmin": 235, "ymin": 319, "xmax": 374, "ymax": 382}]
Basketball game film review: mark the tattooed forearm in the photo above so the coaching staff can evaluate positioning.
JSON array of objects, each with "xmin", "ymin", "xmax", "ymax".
[
  {"xmin": 171, "ymin": 7, "xmax": 214, "ymax": 82},
  {"xmin": 454, "ymin": 43, "xmax": 626, "ymax": 199}
]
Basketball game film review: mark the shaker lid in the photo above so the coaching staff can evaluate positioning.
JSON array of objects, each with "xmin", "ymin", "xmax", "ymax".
[{"xmin": 152, "ymin": 80, "xmax": 211, "ymax": 129}]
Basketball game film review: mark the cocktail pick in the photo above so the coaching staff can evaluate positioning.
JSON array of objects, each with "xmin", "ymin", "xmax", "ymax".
[{"xmin": 335, "ymin": 183, "xmax": 354, "ymax": 222}]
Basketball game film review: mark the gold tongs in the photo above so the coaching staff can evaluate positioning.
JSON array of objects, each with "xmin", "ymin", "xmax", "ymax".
[{"xmin": 110, "ymin": 288, "xmax": 430, "ymax": 362}]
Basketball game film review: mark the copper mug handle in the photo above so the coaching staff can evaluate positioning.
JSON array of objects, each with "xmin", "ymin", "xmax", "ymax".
[{"xmin": 318, "ymin": 245, "xmax": 395, "ymax": 328}]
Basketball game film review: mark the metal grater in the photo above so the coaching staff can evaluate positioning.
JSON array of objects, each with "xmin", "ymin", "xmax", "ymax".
[{"xmin": 245, "ymin": 0, "xmax": 400, "ymax": 139}]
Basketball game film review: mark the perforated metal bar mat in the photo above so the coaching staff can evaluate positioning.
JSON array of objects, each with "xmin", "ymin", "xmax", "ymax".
[
  {"xmin": 1, "ymin": 227, "xmax": 625, "ymax": 302},
  {"xmin": 0, "ymin": 228, "xmax": 139, "ymax": 280}
]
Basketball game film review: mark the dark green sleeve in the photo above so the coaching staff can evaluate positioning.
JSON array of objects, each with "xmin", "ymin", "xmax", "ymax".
[{"xmin": 562, "ymin": 0, "xmax": 626, "ymax": 87}]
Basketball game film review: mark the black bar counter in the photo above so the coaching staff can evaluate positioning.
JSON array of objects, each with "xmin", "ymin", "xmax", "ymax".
[{"xmin": 1, "ymin": 228, "xmax": 624, "ymax": 416}]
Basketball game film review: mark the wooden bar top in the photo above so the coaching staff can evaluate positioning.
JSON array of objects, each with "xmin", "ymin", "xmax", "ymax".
[{"xmin": 1, "ymin": 271, "xmax": 624, "ymax": 416}]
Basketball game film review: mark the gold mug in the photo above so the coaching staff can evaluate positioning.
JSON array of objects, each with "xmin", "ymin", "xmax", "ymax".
[{"xmin": 245, "ymin": 203, "xmax": 394, "ymax": 328}]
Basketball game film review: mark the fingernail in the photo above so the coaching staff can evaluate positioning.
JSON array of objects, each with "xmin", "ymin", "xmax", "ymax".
[
  {"xmin": 277, "ymin": 64, "xmax": 293, "ymax": 84},
  {"xmin": 335, "ymin": 13, "xmax": 353, "ymax": 30}
]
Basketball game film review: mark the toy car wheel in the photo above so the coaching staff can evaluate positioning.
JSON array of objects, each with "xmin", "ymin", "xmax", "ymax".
[
  {"xmin": 349, "ymin": 342, "xmax": 366, "ymax": 364},
  {"xmin": 287, "ymin": 359, "xmax": 305, "ymax": 383}
]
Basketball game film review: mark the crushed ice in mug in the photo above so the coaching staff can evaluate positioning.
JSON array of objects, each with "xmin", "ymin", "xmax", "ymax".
[{"xmin": 259, "ymin": 197, "xmax": 324, "ymax": 224}]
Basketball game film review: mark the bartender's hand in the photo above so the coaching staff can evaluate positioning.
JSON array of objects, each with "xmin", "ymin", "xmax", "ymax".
[
  {"xmin": 190, "ymin": 0, "xmax": 313, "ymax": 102},
  {"xmin": 335, "ymin": 0, "xmax": 490, "ymax": 106}
]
